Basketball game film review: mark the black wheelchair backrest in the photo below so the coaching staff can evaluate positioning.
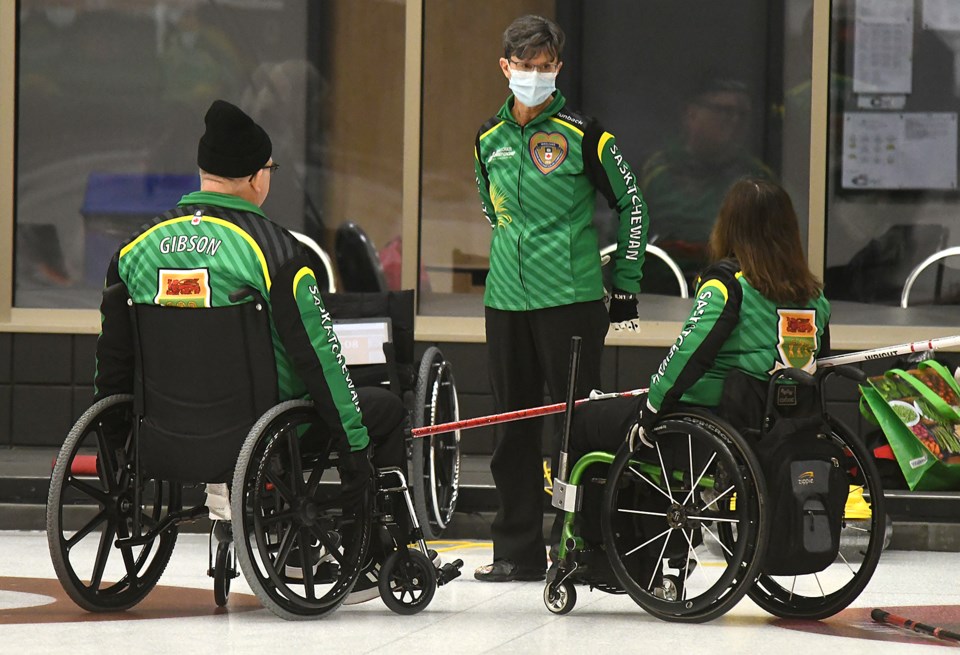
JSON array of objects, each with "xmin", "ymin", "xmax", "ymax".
[
  {"xmin": 321, "ymin": 289, "xmax": 415, "ymax": 393},
  {"xmin": 130, "ymin": 297, "xmax": 279, "ymax": 483}
]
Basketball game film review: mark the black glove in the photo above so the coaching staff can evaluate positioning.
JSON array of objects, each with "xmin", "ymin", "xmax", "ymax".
[
  {"xmin": 608, "ymin": 287, "xmax": 640, "ymax": 332},
  {"xmin": 338, "ymin": 446, "xmax": 374, "ymax": 496}
]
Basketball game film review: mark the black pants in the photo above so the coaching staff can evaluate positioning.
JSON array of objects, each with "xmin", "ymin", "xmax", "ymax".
[
  {"xmin": 568, "ymin": 395, "xmax": 645, "ymax": 464},
  {"xmin": 485, "ymin": 300, "xmax": 609, "ymax": 570},
  {"xmin": 356, "ymin": 386, "xmax": 406, "ymax": 472}
]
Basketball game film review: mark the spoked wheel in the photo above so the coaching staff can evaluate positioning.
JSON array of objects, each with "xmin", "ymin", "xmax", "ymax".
[
  {"xmin": 543, "ymin": 580, "xmax": 577, "ymax": 615},
  {"xmin": 411, "ymin": 346, "xmax": 461, "ymax": 539},
  {"xmin": 744, "ymin": 417, "xmax": 886, "ymax": 619},
  {"xmin": 213, "ymin": 540, "xmax": 236, "ymax": 607},
  {"xmin": 378, "ymin": 549, "xmax": 437, "ymax": 615},
  {"xmin": 232, "ymin": 400, "xmax": 372, "ymax": 620},
  {"xmin": 46, "ymin": 394, "xmax": 181, "ymax": 612},
  {"xmin": 601, "ymin": 411, "xmax": 767, "ymax": 623}
]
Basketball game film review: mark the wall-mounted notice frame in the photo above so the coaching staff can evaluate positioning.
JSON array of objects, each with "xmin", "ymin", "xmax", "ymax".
[
  {"xmin": 853, "ymin": 0, "xmax": 914, "ymax": 94},
  {"xmin": 842, "ymin": 111, "xmax": 957, "ymax": 189},
  {"xmin": 922, "ymin": 0, "xmax": 960, "ymax": 31}
]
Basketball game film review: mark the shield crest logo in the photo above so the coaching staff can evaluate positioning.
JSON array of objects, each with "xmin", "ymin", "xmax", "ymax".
[
  {"xmin": 771, "ymin": 309, "xmax": 818, "ymax": 373},
  {"xmin": 529, "ymin": 131, "xmax": 568, "ymax": 174}
]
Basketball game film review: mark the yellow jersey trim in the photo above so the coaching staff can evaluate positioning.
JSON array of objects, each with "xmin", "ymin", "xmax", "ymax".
[
  {"xmin": 548, "ymin": 116, "xmax": 584, "ymax": 137},
  {"xmin": 700, "ymin": 279, "xmax": 729, "ymax": 302},
  {"xmin": 598, "ymin": 132, "xmax": 614, "ymax": 161},
  {"xmin": 479, "ymin": 121, "xmax": 506, "ymax": 141},
  {"xmin": 120, "ymin": 214, "xmax": 273, "ymax": 290},
  {"xmin": 292, "ymin": 266, "xmax": 314, "ymax": 296}
]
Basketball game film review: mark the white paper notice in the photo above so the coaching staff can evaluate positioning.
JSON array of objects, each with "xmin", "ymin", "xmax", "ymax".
[
  {"xmin": 922, "ymin": 0, "xmax": 960, "ymax": 31},
  {"xmin": 853, "ymin": 0, "xmax": 914, "ymax": 94},
  {"xmin": 842, "ymin": 112, "xmax": 958, "ymax": 190}
]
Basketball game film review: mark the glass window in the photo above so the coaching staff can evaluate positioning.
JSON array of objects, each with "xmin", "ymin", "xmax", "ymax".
[
  {"xmin": 15, "ymin": 0, "xmax": 404, "ymax": 308},
  {"xmin": 419, "ymin": 0, "xmax": 813, "ymax": 316},
  {"xmin": 824, "ymin": 0, "xmax": 960, "ymax": 308}
]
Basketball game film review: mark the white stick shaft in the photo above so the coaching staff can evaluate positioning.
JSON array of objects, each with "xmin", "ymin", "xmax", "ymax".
[{"xmin": 817, "ymin": 335, "xmax": 960, "ymax": 368}]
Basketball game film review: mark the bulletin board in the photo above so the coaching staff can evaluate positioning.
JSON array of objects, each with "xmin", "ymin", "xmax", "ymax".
[{"xmin": 841, "ymin": 0, "xmax": 960, "ymax": 192}]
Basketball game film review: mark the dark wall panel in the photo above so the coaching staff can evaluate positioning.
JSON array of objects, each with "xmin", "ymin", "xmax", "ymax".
[
  {"xmin": 13, "ymin": 334, "xmax": 72, "ymax": 384},
  {"xmin": 12, "ymin": 385, "xmax": 73, "ymax": 447}
]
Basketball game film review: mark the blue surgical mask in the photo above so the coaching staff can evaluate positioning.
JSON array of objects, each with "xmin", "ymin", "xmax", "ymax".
[{"xmin": 509, "ymin": 69, "xmax": 557, "ymax": 108}]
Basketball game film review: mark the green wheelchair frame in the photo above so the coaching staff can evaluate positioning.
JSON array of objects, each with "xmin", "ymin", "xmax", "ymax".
[{"xmin": 543, "ymin": 339, "xmax": 886, "ymax": 623}]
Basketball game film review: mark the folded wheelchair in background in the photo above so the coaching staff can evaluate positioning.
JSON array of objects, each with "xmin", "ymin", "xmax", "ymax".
[{"xmin": 322, "ymin": 289, "xmax": 462, "ymax": 540}]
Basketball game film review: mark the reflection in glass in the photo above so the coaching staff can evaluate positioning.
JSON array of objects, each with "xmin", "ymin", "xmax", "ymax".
[
  {"xmin": 15, "ymin": 1, "xmax": 404, "ymax": 308},
  {"xmin": 824, "ymin": 0, "xmax": 960, "ymax": 307},
  {"xmin": 419, "ymin": 0, "xmax": 812, "ymax": 314}
]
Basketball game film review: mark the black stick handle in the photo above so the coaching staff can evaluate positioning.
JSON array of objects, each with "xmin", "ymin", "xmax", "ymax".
[
  {"xmin": 872, "ymin": 608, "xmax": 960, "ymax": 643},
  {"xmin": 557, "ymin": 336, "xmax": 582, "ymax": 482}
]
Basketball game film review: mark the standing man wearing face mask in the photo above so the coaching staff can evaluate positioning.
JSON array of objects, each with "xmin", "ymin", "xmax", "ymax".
[{"xmin": 473, "ymin": 14, "xmax": 648, "ymax": 582}]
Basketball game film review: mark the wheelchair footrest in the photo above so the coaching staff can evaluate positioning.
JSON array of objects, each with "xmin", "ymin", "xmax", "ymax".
[{"xmin": 437, "ymin": 559, "xmax": 463, "ymax": 586}]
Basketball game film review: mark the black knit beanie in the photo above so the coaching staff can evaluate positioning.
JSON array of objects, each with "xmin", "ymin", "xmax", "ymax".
[{"xmin": 197, "ymin": 100, "xmax": 272, "ymax": 178}]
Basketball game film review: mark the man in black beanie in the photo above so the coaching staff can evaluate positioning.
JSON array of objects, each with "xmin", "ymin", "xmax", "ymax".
[{"xmin": 93, "ymin": 99, "xmax": 411, "ymax": 604}]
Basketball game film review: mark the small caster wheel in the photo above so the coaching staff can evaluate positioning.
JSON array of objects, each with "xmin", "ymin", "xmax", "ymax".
[
  {"xmin": 213, "ymin": 540, "xmax": 237, "ymax": 607},
  {"xmin": 379, "ymin": 549, "xmax": 437, "ymax": 615},
  {"xmin": 543, "ymin": 581, "xmax": 577, "ymax": 615},
  {"xmin": 654, "ymin": 575, "xmax": 681, "ymax": 602}
]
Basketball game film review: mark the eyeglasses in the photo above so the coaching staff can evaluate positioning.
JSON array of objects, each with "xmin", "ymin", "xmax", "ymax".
[
  {"xmin": 508, "ymin": 59, "xmax": 560, "ymax": 74},
  {"xmin": 262, "ymin": 162, "xmax": 280, "ymax": 173}
]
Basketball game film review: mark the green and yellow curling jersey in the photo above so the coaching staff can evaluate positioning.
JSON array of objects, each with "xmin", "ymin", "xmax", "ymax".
[
  {"xmin": 647, "ymin": 260, "xmax": 831, "ymax": 413},
  {"xmin": 95, "ymin": 190, "xmax": 369, "ymax": 451},
  {"xmin": 474, "ymin": 91, "xmax": 647, "ymax": 311}
]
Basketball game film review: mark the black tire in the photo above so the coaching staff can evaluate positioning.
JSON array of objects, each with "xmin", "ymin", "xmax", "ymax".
[
  {"xmin": 745, "ymin": 416, "xmax": 886, "ymax": 619},
  {"xmin": 46, "ymin": 394, "xmax": 181, "ymax": 612},
  {"xmin": 411, "ymin": 346, "xmax": 461, "ymax": 539},
  {"xmin": 543, "ymin": 580, "xmax": 577, "ymax": 615},
  {"xmin": 231, "ymin": 400, "xmax": 372, "ymax": 620},
  {"xmin": 601, "ymin": 410, "xmax": 767, "ymax": 623},
  {"xmin": 213, "ymin": 540, "xmax": 234, "ymax": 607},
  {"xmin": 378, "ymin": 549, "xmax": 437, "ymax": 615}
]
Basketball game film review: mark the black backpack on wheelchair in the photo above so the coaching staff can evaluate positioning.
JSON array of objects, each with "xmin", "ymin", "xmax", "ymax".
[{"xmin": 721, "ymin": 368, "xmax": 847, "ymax": 576}]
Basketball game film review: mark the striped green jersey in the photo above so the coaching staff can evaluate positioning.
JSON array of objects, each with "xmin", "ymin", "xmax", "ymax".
[
  {"xmin": 647, "ymin": 260, "xmax": 831, "ymax": 413},
  {"xmin": 474, "ymin": 92, "xmax": 647, "ymax": 311},
  {"xmin": 96, "ymin": 190, "xmax": 369, "ymax": 451}
]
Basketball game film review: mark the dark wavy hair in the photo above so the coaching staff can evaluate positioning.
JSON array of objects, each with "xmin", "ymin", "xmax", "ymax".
[
  {"xmin": 502, "ymin": 15, "xmax": 565, "ymax": 61},
  {"xmin": 708, "ymin": 178, "xmax": 823, "ymax": 305}
]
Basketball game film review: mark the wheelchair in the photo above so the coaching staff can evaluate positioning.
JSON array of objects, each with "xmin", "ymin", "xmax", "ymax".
[
  {"xmin": 544, "ymin": 362, "xmax": 885, "ymax": 623},
  {"xmin": 545, "ymin": 408, "xmax": 769, "ymax": 622},
  {"xmin": 46, "ymin": 286, "xmax": 461, "ymax": 620},
  {"xmin": 320, "ymin": 290, "xmax": 462, "ymax": 540},
  {"xmin": 722, "ymin": 364, "xmax": 886, "ymax": 620},
  {"xmin": 542, "ymin": 337, "xmax": 768, "ymax": 622}
]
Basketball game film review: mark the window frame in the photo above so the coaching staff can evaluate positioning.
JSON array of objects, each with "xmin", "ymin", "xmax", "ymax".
[{"xmin": 1, "ymin": 0, "xmax": 957, "ymax": 350}]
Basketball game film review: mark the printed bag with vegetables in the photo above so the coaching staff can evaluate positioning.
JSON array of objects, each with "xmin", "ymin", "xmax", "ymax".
[{"xmin": 859, "ymin": 360, "xmax": 960, "ymax": 490}]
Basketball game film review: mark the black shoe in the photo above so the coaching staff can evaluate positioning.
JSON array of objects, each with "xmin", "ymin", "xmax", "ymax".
[
  {"xmin": 344, "ymin": 558, "xmax": 381, "ymax": 605},
  {"xmin": 285, "ymin": 531, "xmax": 341, "ymax": 580},
  {"xmin": 474, "ymin": 559, "xmax": 545, "ymax": 582}
]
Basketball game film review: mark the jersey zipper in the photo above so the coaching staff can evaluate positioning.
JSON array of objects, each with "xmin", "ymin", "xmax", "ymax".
[{"xmin": 516, "ymin": 123, "xmax": 527, "ymax": 303}]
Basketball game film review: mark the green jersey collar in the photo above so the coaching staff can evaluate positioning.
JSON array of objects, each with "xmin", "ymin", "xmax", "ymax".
[
  {"xmin": 178, "ymin": 190, "xmax": 267, "ymax": 219},
  {"xmin": 497, "ymin": 91, "xmax": 567, "ymax": 127}
]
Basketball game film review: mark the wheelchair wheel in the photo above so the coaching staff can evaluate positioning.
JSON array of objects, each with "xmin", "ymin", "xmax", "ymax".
[
  {"xmin": 213, "ymin": 540, "xmax": 236, "ymax": 607},
  {"xmin": 601, "ymin": 410, "xmax": 767, "ymax": 623},
  {"xmin": 232, "ymin": 400, "xmax": 372, "ymax": 620},
  {"xmin": 543, "ymin": 580, "xmax": 577, "ymax": 615},
  {"xmin": 378, "ymin": 548, "xmax": 437, "ymax": 615},
  {"xmin": 46, "ymin": 394, "xmax": 181, "ymax": 612},
  {"xmin": 744, "ymin": 416, "xmax": 886, "ymax": 619},
  {"xmin": 411, "ymin": 346, "xmax": 461, "ymax": 539}
]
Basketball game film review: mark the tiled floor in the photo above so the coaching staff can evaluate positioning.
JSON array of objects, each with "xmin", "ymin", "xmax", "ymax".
[{"xmin": 1, "ymin": 530, "xmax": 958, "ymax": 653}]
